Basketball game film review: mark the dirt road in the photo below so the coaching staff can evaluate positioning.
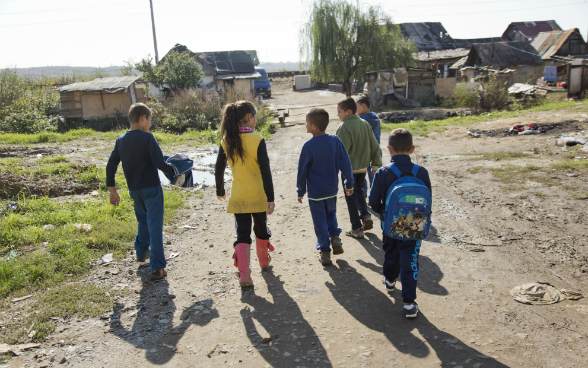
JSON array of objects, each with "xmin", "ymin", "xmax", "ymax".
[{"xmin": 8, "ymin": 82, "xmax": 588, "ymax": 368}]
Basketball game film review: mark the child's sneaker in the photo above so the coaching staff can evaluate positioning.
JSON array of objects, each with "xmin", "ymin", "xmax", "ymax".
[
  {"xmin": 383, "ymin": 276, "xmax": 396, "ymax": 291},
  {"xmin": 331, "ymin": 236, "xmax": 344, "ymax": 255},
  {"xmin": 403, "ymin": 303, "xmax": 419, "ymax": 319},
  {"xmin": 319, "ymin": 251, "xmax": 332, "ymax": 266},
  {"xmin": 361, "ymin": 214, "xmax": 373, "ymax": 231},
  {"xmin": 345, "ymin": 228, "xmax": 364, "ymax": 239}
]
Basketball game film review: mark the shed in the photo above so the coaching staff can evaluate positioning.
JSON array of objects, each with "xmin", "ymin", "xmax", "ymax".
[
  {"xmin": 464, "ymin": 42, "xmax": 544, "ymax": 84},
  {"xmin": 57, "ymin": 75, "xmax": 146, "ymax": 120},
  {"xmin": 531, "ymin": 28, "xmax": 588, "ymax": 63},
  {"xmin": 418, "ymin": 48, "xmax": 470, "ymax": 78},
  {"xmin": 364, "ymin": 68, "xmax": 436, "ymax": 107},
  {"xmin": 502, "ymin": 21, "xmax": 561, "ymax": 42}
]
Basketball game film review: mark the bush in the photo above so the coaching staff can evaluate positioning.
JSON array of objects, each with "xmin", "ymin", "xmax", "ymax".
[
  {"xmin": 0, "ymin": 68, "xmax": 61, "ymax": 134},
  {"xmin": 473, "ymin": 74, "xmax": 509, "ymax": 113},
  {"xmin": 439, "ymin": 84, "xmax": 477, "ymax": 108}
]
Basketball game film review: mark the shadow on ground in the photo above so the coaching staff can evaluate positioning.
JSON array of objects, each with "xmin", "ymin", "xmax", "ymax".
[
  {"xmin": 110, "ymin": 265, "xmax": 218, "ymax": 364},
  {"xmin": 325, "ymin": 260, "xmax": 507, "ymax": 367},
  {"xmin": 240, "ymin": 269, "xmax": 332, "ymax": 367}
]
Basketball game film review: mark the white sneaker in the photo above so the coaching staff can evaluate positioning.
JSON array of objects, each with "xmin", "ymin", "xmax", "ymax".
[{"xmin": 383, "ymin": 276, "xmax": 396, "ymax": 291}]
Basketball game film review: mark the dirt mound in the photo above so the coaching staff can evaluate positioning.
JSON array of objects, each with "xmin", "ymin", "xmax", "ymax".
[{"xmin": 0, "ymin": 170, "xmax": 99, "ymax": 199}]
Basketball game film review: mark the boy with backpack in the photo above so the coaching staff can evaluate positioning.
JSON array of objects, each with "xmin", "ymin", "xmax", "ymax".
[{"xmin": 368, "ymin": 128, "xmax": 432, "ymax": 318}]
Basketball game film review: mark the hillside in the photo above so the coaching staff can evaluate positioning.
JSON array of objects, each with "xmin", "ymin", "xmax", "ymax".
[{"xmin": 14, "ymin": 66, "xmax": 123, "ymax": 78}]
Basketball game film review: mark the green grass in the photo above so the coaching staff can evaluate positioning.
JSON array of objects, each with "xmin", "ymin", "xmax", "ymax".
[
  {"xmin": 460, "ymin": 151, "xmax": 535, "ymax": 161},
  {"xmin": 551, "ymin": 159, "xmax": 588, "ymax": 171},
  {"xmin": 0, "ymin": 172, "xmax": 188, "ymax": 298},
  {"xmin": 4, "ymin": 284, "xmax": 123, "ymax": 344},
  {"xmin": 0, "ymin": 156, "xmax": 102, "ymax": 185},
  {"xmin": 380, "ymin": 100, "xmax": 588, "ymax": 136}
]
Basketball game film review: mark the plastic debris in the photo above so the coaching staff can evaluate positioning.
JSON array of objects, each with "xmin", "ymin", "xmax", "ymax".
[
  {"xmin": 167, "ymin": 252, "xmax": 180, "ymax": 260},
  {"xmin": 36, "ymin": 154, "xmax": 42, "ymax": 159},
  {"xmin": 7, "ymin": 203, "xmax": 18, "ymax": 211},
  {"xmin": 555, "ymin": 136, "xmax": 587, "ymax": 147},
  {"xmin": 42, "ymin": 224, "xmax": 55, "ymax": 230},
  {"xmin": 510, "ymin": 282, "xmax": 583, "ymax": 305},
  {"xmin": 73, "ymin": 223, "xmax": 93, "ymax": 233},
  {"xmin": 11, "ymin": 295, "xmax": 32, "ymax": 303},
  {"xmin": 101, "ymin": 253, "xmax": 113, "ymax": 263},
  {"xmin": 5, "ymin": 251, "xmax": 17, "ymax": 260}
]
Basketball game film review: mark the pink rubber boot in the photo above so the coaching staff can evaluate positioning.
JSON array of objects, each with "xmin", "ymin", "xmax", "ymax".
[
  {"xmin": 255, "ymin": 238, "xmax": 275, "ymax": 270},
  {"xmin": 233, "ymin": 243, "xmax": 253, "ymax": 287}
]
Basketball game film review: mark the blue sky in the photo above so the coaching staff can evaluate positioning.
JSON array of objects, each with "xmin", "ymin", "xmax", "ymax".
[{"xmin": 0, "ymin": 0, "xmax": 587, "ymax": 68}]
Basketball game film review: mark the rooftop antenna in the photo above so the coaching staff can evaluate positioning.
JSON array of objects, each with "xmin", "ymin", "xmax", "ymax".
[{"xmin": 149, "ymin": 0, "xmax": 159, "ymax": 63}]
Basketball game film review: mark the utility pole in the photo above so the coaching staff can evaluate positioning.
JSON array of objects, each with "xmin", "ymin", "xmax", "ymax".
[{"xmin": 149, "ymin": 0, "xmax": 159, "ymax": 63}]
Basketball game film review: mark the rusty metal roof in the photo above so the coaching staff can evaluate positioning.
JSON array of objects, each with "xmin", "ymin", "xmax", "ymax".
[
  {"xmin": 467, "ymin": 41, "xmax": 544, "ymax": 68},
  {"xmin": 58, "ymin": 75, "xmax": 142, "ymax": 93},
  {"xmin": 503, "ymin": 21, "xmax": 562, "ymax": 41},
  {"xmin": 418, "ymin": 48, "xmax": 470, "ymax": 62},
  {"xmin": 531, "ymin": 28, "xmax": 587, "ymax": 59}
]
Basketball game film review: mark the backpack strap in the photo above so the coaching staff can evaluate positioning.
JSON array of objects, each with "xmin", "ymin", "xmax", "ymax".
[{"xmin": 385, "ymin": 163, "xmax": 418, "ymax": 179}]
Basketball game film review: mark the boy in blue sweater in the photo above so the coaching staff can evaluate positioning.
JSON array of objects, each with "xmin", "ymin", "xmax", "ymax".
[
  {"xmin": 297, "ymin": 108, "xmax": 354, "ymax": 265},
  {"xmin": 106, "ymin": 103, "xmax": 175, "ymax": 281},
  {"xmin": 369, "ymin": 128, "xmax": 432, "ymax": 318},
  {"xmin": 356, "ymin": 96, "xmax": 381, "ymax": 190}
]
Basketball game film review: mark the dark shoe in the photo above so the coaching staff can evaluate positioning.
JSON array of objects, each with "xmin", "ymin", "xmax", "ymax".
[
  {"xmin": 136, "ymin": 251, "xmax": 150, "ymax": 262},
  {"xmin": 151, "ymin": 269, "xmax": 167, "ymax": 281},
  {"xmin": 345, "ymin": 228, "xmax": 364, "ymax": 239},
  {"xmin": 383, "ymin": 276, "xmax": 396, "ymax": 291},
  {"xmin": 319, "ymin": 251, "xmax": 332, "ymax": 266},
  {"xmin": 403, "ymin": 303, "xmax": 419, "ymax": 319},
  {"xmin": 361, "ymin": 214, "xmax": 373, "ymax": 231},
  {"xmin": 331, "ymin": 236, "xmax": 344, "ymax": 255}
]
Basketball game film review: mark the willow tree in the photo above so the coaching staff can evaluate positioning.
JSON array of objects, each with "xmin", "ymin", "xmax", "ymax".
[{"xmin": 300, "ymin": 0, "xmax": 416, "ymax": 96}]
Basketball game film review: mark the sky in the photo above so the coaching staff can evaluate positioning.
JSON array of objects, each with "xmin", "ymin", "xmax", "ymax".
[{"xmin": 1, "ymin": 0, "xmax": 587, "ymax": 69}]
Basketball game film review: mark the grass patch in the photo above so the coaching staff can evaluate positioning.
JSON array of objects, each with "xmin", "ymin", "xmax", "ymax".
[
  {"xmin": 380, "ymin": 99, "xmax": 588, "ymax": 136},
  {"xmin": 460, "ymin": 151, "xmax": 535, "ymax": 161},
  {"xmin": 551, "ymin": 160, "xmax": 588, "ymax": 171},
  {"xmin": 0, "ymin": 157, "xmax": 101, "ymax": 184},
  {"xmin": 0, "ymin": 173, "xmax": 188, "ymax": 297},
  {"xmin": 3, "ymin": 284, "xmax": 122, "ymax": 344}
]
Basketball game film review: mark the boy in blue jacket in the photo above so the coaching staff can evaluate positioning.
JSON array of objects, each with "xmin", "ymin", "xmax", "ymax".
[
  {"xmin": 369, "ymin": 128, "xmax": 432, "ymax": 318},
  {"xmin": 297, "ymin": 108, "xmax": 354, "ymax": 266},
  {"xmin": 356, "ymin": 96, "xmax": 381, "ymax": 190}
]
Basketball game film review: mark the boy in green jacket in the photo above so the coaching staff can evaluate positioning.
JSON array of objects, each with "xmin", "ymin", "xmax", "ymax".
[{"xmin": 336, "ymin": 97, "xmax": 383, "ymax": 238}]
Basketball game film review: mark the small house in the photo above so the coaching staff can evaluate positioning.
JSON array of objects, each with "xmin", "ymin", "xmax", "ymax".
[
  {"xmin": 364, "ymin": 68, "xmax": 436, "ymax": 107},
  {"xmin": 156, "ymin": 44, "xmax": 260, "ymax": 96},
  {"xmin": 463, "ymin": 42, "xmax": 544, "ymax": 84},
  {"xmin": 502, "ymin": 21, "xmax": 561, "ymax": 42},
  {"xmin": 57, "ymin": 75, "xmax": 146, "ymax": 121}
]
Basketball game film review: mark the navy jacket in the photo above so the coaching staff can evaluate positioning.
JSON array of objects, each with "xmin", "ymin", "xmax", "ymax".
[
  {"xmin": 360, "ymin": 112, "xmax": 381, "ymax": 144},
  {"xmin": 106, "ymin": 130, "xmax": 174, "ymax": 191},
  {"xmin": 297, "ymin": 134, "xmax": 354, "ymax": 200},
  {"xmin": 368, "ymin": 155, "xmax": 432, "ymax": 216}
]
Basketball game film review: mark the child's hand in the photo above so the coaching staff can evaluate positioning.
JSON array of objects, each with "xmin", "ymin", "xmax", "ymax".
[
  {"xmin": 345, "ymin": 188, "xmax": 354, "ymax": 196},
  {"xmin": 109, "ymin": 188, "xmax": 120, "ymax": 206},
  {"xmin": 217, "ymin": 195, "xmax": 226, "ymax": 200},
  {"xmin": 297, "ymin": 196, "xmax": 303, "ymax": 204},
  {"xmin": 267, "ymin": 202, "xmax": 275, "ymax": 215}
]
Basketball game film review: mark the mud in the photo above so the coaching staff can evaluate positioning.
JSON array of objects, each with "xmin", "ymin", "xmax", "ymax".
[
  {"xmin": 0, "ymin": 146, "xmax": 71, "ymax": 158},
  {"xmin": 378, "ymin": 108, "xmax": 455, "ymax": 124},
  {"xmin": 0, "ymin": 167, "xmax": 99, "ymax": 199}
]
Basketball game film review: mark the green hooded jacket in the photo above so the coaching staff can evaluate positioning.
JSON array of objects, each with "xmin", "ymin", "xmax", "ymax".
[{"xmin": 336, "ymin": 114, "xmax": 382, "ymax": 173}]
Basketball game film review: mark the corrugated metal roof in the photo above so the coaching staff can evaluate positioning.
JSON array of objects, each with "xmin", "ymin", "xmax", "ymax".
[
  {"xmin": 214, "ymin": 72, "xmax": 261, "ymax": 80},
  {"xmin": 450, "ymin": 56, "xmax": 468, "ymax": 70},
  {"xmin": 531, "ymin": 28, "xmax": 587, "ymax": 59},
  {"xmin": 400, "ymin": 22, "xmax": 455, "ymax": 52},
  {"xmin": 467, "ymin": 41, "xmax": 544, "ymax": 68},
  {"xmin": 58, "ymin": 75, "xmax": 142, "ymax": 93},
  {"xmin": 418, "ymin": 48, "xmax": 470, "ymax": 61},
  {"xmin": 197, "ymin": 51, "xmax": 255, "ymax": 74},
  {"xmin": 453, "ymin": 37, "xmax": 509, "ymax": 49}
]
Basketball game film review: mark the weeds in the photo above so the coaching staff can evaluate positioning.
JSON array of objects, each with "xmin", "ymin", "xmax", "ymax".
[
  {"xmin": 460, "ymin": 151, "xmax": 535, "ymax": 161},
  {"xmin": 4, "ymin": 284, "xmax": 123, "ymax": 344}
]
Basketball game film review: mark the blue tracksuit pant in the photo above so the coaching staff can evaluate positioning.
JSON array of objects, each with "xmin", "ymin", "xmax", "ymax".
[
  {"xmin": 382, "ymin": 234, "xmax": 421, "ymax": 303},
  {"xmin": 309, "ymin": 197, "xmax": 341, "ymax": 252},
  {"xmin": 129, "ymin": 185, "xmax": 166, "ymax": 270}
]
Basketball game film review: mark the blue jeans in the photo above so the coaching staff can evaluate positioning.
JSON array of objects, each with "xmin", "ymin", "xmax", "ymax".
[
  {"xmin": 129, "ymin": 185, "xmax": 166, "ymax": 270},
  {"xmin": 309, "ymin": 197, "xmax": 341, "ymax": 252},
  {"xmin": 365, "ymin": 149, "xmax": 382, "ymax": 193},
  {"xmin": 342, "ymin": 173, "xmax": 369, "ymax": 230},
  {"xmin": 382, "ymin": 234, "xmax": 421, "ymax": 303}
]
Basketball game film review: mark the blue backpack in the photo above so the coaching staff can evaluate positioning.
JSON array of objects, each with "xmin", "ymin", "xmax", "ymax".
[{"xmin": 381, "ymin": 164, "xmax": 432, "ymax": 241}]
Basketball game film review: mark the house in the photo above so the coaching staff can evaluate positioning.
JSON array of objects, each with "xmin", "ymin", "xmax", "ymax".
[
  {"xmin": 364, "ymin": 68, "xmax": 437, "ymax": 107},
  {"xmin": 463, "ymin": 41, "xmax": 544, "ymax": 84},
  {"xmin": 502, "ymin": 20, "xmax": 561, "ymax": 42},
  {"xmin": 400, "ymin": 22, "xmax": 507, "ymax": 52},
  {"xmin": 57, "ymin": 75, "xmax": 146, "ymax": 121},
  {"xmin": 418, "ymin": 49, "xmax": 470, "ymax": 77},
  {"xmin": 531, "ymin": 28, "xmax": 588, "ymax": 64},
  {"xmin": 156, "ymin": 44, "xmax": 260, "ymax": 96}
]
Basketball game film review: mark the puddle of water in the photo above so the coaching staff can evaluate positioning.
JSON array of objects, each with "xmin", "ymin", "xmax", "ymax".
[
  {"xmin": 159, "ymin": 169, "xmax": 228, "ymax": 186},
  {"xmin": 159, "ymin": 170, "xmax": 171, "ymax": 185}
]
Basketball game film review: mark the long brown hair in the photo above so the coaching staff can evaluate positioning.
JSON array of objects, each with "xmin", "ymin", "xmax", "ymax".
[{"xmin": 220, "ymin": 100, "xmax": 257, "ymax": 164}]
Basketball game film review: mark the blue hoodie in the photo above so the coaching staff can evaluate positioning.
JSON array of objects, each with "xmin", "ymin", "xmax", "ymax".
[{"xmin": 360, "ymin": 112, "xmax": 381, "ymax": 144}]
